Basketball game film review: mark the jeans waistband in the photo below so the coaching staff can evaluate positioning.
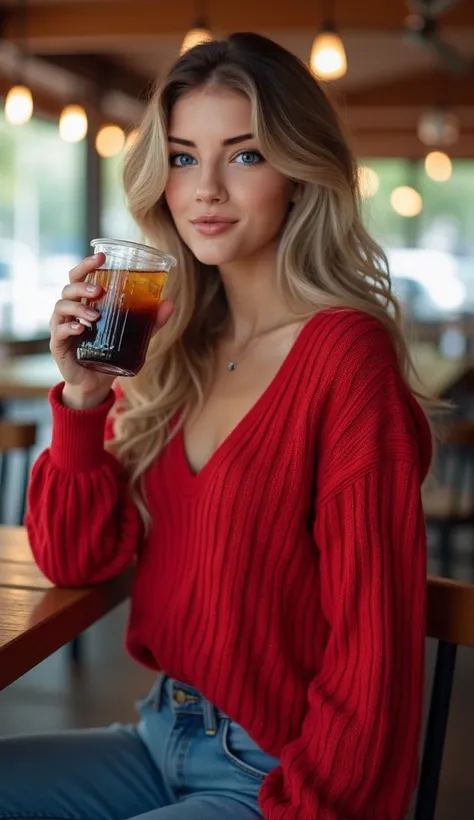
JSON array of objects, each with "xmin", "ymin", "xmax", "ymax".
[{"xmin": 151, "ymin": 673, "xmax": 228, "ymax": 736}]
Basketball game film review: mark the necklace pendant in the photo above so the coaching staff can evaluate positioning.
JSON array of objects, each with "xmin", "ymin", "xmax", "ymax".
[{"xmin": 228, "ymin": 362, "xmax": 237, "ymax": 372}]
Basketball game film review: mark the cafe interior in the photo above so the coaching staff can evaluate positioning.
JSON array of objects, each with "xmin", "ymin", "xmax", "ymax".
[{"xmin": 0, "ymin": 0, "xmax": 473, "ymax": 817}]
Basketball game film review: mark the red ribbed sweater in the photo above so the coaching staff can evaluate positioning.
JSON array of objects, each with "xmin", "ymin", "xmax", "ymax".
[{"xmin": 26, "ymin": 309, "xmax": 432, "ymax": 820}]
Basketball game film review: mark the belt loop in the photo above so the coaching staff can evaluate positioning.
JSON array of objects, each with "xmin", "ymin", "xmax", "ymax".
[
  {"xmin": 152, "ymin": 672, "xmax": 166, "ymax": 711},
  {"xmin": 202, "ymin": 697, "xmax": 217, "ymax": 736}
]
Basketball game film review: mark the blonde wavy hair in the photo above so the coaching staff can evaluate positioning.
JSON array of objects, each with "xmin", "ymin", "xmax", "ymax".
[{"xmin": 111, "ymin": 32, "xmax": 440, "ymax": 521}]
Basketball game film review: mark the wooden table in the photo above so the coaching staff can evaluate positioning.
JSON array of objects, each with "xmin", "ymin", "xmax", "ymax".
[
  {"xmin": 0, "ymin": 354, "xmax": 60, "ymax": 400},
  {"xmin": 0, "ymin": 526, "xmax": 133, "ymax": 691}
]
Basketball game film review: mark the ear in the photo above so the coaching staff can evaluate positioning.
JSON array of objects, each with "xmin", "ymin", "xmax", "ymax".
[{"xmin": 290, "ymin": 182, "xmax": 303, "ymax": 204}]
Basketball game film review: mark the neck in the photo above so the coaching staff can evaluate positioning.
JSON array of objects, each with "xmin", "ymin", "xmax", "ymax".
[{"xmin": 218, "ymin": 243, "xmax": 293, "ymax": 346}]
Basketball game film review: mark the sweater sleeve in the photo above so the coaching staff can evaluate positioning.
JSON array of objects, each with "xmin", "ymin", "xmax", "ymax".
[
  {"xmin": 259, "ymin": 319, "xmax": 432, "ymax": 819},
  {"xmin": 25, "ymin": 382, "xmax": 142, "ymax": 587}
]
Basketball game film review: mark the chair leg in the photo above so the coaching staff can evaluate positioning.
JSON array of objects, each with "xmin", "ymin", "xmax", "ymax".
[
  {"xmin": 68, "ymin": 636, "xmax": 83, "ymax": 665},
  {"xmin": 19, "ymin": 450, "xmax": 31, "ymax": 524},
  {"xmin": 414, "ymin": 641, "xmax": 457, "ymax": 820},
  {"xmin": 0, "ymin": 454, "xmax": 5, "ymax": 524},
  {"xmin": 439, "ymin": 523, "xmax": 453, "ymax": 579}
]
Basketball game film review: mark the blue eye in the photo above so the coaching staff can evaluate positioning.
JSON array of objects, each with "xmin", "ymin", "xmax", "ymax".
[
  {"xmin": 169, "ymin": 153, "xmax": 197, "ymax": 167},
  {"xmin": 234, "ymin": 150, "xmax": 263, "ymax": 166}
]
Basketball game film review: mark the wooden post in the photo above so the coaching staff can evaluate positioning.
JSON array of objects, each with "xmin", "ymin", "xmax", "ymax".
[{"xmin": 84, "ymin": 104, "xmax": 102, "ymax": 256}]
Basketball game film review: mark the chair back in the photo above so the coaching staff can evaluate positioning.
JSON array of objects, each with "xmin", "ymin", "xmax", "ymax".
[
  {"xmin": 423, "ymin": 420, "xmax": 474, "ymax": 522},
  {"xmin": 414, "ymin": 576, "xmax": 474, "ymax": 819},
  {"xmin": 0, "ymin": 420, "xmax": 37, "ymax": 524}
]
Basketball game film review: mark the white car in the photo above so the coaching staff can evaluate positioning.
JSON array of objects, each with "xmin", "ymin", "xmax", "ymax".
[{"xmin": 387, "ymin": 248, "xmax": 467, "ymax": 321}]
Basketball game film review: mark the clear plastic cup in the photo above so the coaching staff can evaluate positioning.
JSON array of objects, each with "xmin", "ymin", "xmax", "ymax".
[{"xmin": 76, "ymin": 238, "xmax": 176, "ymax": 377}]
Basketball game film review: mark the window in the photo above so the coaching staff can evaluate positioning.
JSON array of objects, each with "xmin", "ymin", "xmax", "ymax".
[
  {"xmin": 0, "ymin": 112, "xmax": 85, "ymax": 337},
  {"xmin": 101, "ymin": 151, "xmax": 140, "ymax": 243},
  {"xmin": 361, "ymin": 158, "xmax": 474, "ymax": 324}
]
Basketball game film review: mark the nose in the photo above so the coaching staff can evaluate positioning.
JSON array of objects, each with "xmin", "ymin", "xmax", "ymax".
[{"xmin": 194, "ymin": 165, "xmax": 228, "ymax": 205}]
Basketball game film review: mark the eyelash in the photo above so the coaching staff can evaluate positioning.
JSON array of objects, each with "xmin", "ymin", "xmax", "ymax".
[{"xmin": 169, "ymin": 150, "xmax": 264, "ymax": 168}]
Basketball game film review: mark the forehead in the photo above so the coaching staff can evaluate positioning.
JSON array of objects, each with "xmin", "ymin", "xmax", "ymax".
[{"xmin": 168, "ymin": 87, "xmax": 253, "ymax": 142}]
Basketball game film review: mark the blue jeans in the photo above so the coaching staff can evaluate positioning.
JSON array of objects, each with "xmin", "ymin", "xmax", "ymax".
[{"xmin": 0, "ymin": 675, "xmax": 280, "ymax": 819}]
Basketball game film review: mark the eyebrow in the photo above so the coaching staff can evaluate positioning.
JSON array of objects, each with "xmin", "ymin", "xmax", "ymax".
[{"xmin": 168, "ymin": 133, "xmax": 254, "ymax": 147}]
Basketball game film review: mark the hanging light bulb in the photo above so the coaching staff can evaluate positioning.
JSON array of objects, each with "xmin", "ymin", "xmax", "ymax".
[
  {"xmin": 95, "ymin": 124, "xmax": 125, "ymax": 158},
  {"xmin": 125, "ymin": 128, "xmax": 139, "ymax": 150},
  {"xmin": 358, "ymin": 166, "xmax": 380, "ymax": 199},
  {"xmin": 310, "ymin": 22, "xmax": 347, "ymax": 80},
  {"xmin": 390, "ymin": 186, "xmax": 423, "ymax": 217},
  {"xmin": 59, "ymin": 104, "xmax": 88, "ymax": 143},
  {"xmin": 424, "ymin": 150, "xmax": 452, "ymax": 182},
  {"xmin": 417, "ymin": 108, "xmax": 459, "ymax": 147},
  {"xmin": 5, "ymin": 85, "xmax": 33, "ymax": 125},
  {"xmin": 180, "ymin": 19, "xmax": 213, "ymax": 55}
]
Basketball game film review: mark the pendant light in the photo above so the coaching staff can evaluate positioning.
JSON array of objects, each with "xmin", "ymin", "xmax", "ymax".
[
  {"xmin": 417, "ymin": 107, "xmax": 459, "ymax": 147},
  {"xmin": 358, "ymin": 166, "xmax": 380, "ymax": 199},
  {"xmin": 95, "ymin": 124, "xmax": 125, "ymax": 158},
  {"xmin": 5, "ymin": 85, "xmax": 33, "ymax": 126},
  {"xmin": 424, "ymin": 150, "xmax": 452, "ymax": 182},
  {"xmin": 4, "ymin": 0, "xmax": 34, "ymax": 126},
  {"xmin": 59, "ymin": 104, "xmax": 88, "ymax": 143},
  {"xmin": 180, "ymin": 19, "xmax": 213, "ymax": 54},
  {"xmin": 180, "ymin": 2, "xmax": 212, "ymax": 55},
  {"xmin": 310, "ymin": 1, "xmax": 347, "ymax": 81},
  {"xmin": 390, "ymin": 186, "xmax": 423, "ymax": 218}
]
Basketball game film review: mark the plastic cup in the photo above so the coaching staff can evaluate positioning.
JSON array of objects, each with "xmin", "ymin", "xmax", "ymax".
[{"xmin": 76, "ymin": 238, "xmax": 176, "ymax": 377}]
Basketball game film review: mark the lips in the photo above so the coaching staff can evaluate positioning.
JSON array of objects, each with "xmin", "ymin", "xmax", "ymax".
[
  {"xmin": 191, "ymin": 216, "xmax": 237, "ymax": 224},
  {"xmin": 190, "ymin": 215, "xmax": 238, "ymax": 236}
]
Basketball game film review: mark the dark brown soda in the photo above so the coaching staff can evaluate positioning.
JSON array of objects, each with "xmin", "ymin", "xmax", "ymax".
[{"xmin": 76, "ymin": 268, "xmax": 167, "ymax": 377}]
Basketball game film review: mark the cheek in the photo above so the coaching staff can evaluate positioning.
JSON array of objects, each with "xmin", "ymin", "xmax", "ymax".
[
  {"xmin": 238, "ymin": 176, "xmax": 293, "ymax": 231},
  {"xmin": 240, "ymin": 174, "xmax": 292, "ymax": 214},
  {"xmin": 165, "ymin": 177, "xmax": 190, "ymax": 220}
]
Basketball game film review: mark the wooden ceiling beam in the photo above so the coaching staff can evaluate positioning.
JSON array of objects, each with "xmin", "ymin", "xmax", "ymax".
[
  {"xmin": 353, "ymin": 131, "xmax": 474, "ymax": 159},
  {"xmin": 343, "ymin": 65, "xmax": 474, "ymax": 108},
  {"xmin": 40, "ymin": 54, "xmax": 151, "ymax": 100},
  {"xmin": 0, "ymin": 73, "xmax": 133, "ymax": 128},
  {"xmin": 1, "ymin": 71, "xmax": 472, "ymax": 158},
  {"xmin": 1, "ymin": 0, "xmax": 473, "ymax": 52}
]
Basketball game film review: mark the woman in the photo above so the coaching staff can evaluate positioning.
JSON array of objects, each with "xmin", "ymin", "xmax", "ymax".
[{"xmin": 0, "ymin": 33, "xmax": 433, "ymax": 820}]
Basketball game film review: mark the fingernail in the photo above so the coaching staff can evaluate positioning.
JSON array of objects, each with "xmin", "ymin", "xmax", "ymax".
[
  {"xmin": 70, "ymin": 322, "xmax": 81, "ymax": 329},
  {"xmin": 90, "ymin": 254, "xmax": 99, "ymax": 261},
  {"xmin": 85, "ymin": 308, "xmax": 99, "ymax": 318},
  {"xmin": 85, "ymin": 285, "xmax": 97, "ymax": 293},
  {"xmin": 77, "ymin": 317, "xmax": 92, "ymax": 328}
]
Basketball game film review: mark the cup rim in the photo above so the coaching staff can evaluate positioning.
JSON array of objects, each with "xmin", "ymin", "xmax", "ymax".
[{"xmin": 91, "ymin": 238, "xmax": 177, "ymax": 268}]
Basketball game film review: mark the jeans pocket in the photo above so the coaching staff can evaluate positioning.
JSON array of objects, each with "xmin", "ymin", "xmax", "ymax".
[{"xmin": 220, "ymin": 719, "xmax": 278, "ymax": 780}]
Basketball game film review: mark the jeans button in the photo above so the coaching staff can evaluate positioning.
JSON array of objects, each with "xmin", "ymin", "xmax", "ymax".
[{"xmin": 173, "ymin": 689, "xmax": 187, "ymax": 705}]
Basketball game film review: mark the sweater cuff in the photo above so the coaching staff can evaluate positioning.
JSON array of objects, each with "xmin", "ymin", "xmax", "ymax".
[{"xmin": 49, "ymin": 382, "xmax": 116, "ymax": 473}]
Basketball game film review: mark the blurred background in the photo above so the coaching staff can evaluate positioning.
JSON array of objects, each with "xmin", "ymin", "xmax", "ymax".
[
  {"xmin": 0, "ymin": 0, "xmax": 473, "ymax": 345},
  {"xmin": 0, "ymin": 2, "xmax": 474, "ymax": 818}
]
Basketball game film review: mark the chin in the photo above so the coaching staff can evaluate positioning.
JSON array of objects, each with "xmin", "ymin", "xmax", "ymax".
[
  {"xmin": 187, "ymin": 239, "xmax": 244, "ymax": 268},
  {"xmin": 193, "ymin": 250, "xmax": 237, "ymax": 266}
]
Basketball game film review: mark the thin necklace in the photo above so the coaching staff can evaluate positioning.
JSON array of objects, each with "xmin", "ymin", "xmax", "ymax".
[{"xmin": 224, "ymin": 318, "xmax": 301, "ymax": 373}]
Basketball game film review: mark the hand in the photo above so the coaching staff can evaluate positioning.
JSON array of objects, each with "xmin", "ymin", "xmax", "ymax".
[{"xmin": 49, "ymin": 253, "xmax": 174, "ymax": 409}]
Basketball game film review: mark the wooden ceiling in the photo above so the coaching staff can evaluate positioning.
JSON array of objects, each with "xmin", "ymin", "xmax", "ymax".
[{"xmin": 0, "ymin": 0, "xmax": 473, "ymax": 157}]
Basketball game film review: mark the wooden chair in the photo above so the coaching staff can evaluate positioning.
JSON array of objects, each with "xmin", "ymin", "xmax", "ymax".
[
  {"xmin": 0, "ymin": 420, "xmax": 84, "ymax": 664},
  {"xmin": 414, "ymin": 576, "xmax": 474, "ymax": 819},
  {"xmin": 423, "ymin": 420, "xmax": 474, "ymax": 577},
  {"xmin": 0, "ymin": 420, "xmax": 37, "ymax": 524}
]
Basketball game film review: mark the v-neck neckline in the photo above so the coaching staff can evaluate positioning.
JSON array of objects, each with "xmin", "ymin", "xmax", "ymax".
[{"xmin": 176, "ymin": 311, "xmax": 321, "ymax": 491}]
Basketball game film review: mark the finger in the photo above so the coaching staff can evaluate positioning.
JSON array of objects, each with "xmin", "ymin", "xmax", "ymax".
[
  {"xmin": 61, "ymin": 281, "xmax": 103, "ymax": 301},
  {"xmin": 50, "ymin": 299, "xmax": 100, "ymax": 330},
  {"xmin": 155, "ymin": 300, "xmax": 175, "ymax": 330},
  {"xmin": 51, "ymin": 321, "xmax": 86, "ymax": 344},
  {"xmin": 68, "ymin": 252, "xmax": 106, "ymax": 284}
]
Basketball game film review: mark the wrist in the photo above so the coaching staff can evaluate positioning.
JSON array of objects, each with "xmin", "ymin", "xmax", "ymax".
[{"xmin": 62, "ymin": 383, "xmax": 112, "ymax": 410}]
